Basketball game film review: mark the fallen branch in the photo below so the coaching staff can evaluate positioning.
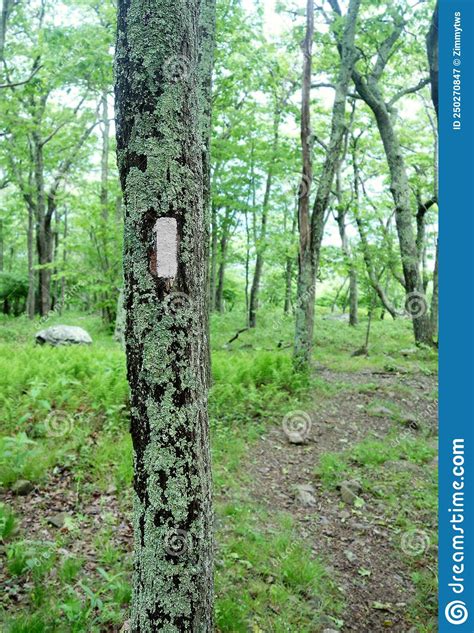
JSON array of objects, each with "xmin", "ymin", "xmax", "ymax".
[{"xmin": 226, "ymin": 327, "xmax": 249, "ymax": 345}]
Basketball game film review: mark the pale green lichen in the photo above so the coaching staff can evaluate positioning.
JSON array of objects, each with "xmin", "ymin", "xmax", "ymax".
[{"xmin": 115, "ymin": 0, "xmax": 216, "ymax": 630}]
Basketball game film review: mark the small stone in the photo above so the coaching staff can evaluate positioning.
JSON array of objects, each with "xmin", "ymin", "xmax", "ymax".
[
  {"xmin": 344, "ymin": 549, "xmax": 357, "ymax": 562},
  {"xmin": 341, "ymin": 479, "xmax": 362, "ymax": 495},
  {"xmin": 340, "ymin": 484, "xmax": 358, "ymax": 505},
  {"xmin": 400, "ymin": 348, "xmax": 417, "ymax": 356},
  {"xmin": 120, "ymin": 622, "xmax": 130, "ymax": 633},
  {"xmin": 284, "ymin": 430, "xmax": 308, "ymax": 445},
  {"xmin": 372, "ymin": 405, "xmax": 392, "ymax": 417},
  {"xmin": 384, "ymin": 460, "xmax": 419, "ymax": 474},
  {"xmin": 11, "ymin": 479, "xmax": 34, "ymax": 496},
  {"xmin": 323, "ymin": 629, "xmax": 340, "ymax": 633},
  {"xmin": 46, "ymin": 513, "xmax": 67, "ymax": 528},
  {"xmin": 295, "ymin": 484, "xmax": 316, "ymax": 506}
]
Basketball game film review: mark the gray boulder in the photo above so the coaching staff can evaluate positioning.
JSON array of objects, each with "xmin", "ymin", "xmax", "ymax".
[{"xmin": 35, "ymin": 325, "xmax": 92, "ymax": 346}]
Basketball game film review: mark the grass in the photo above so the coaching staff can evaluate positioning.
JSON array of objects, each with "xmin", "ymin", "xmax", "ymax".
[
  {"xmin": 315, "ymin": 432, "xmax": 438, "ymax": 630},
  {"xmin": 0, "ymin": 308, "xmax": 437, "ymax": 631}
]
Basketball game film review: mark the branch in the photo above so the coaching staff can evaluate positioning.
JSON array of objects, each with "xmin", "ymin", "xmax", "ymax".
[
  {"xmin": 46, "ymin": 116, "xmax": 100, "ymax": 220},
  {"xmin": 0, "ymin": 63, "xmax": 41, "ymax": 89},
  {"xmin": 388, "ymin": 77, "xmax": 430, "ymax": 107},
  {"xmin": 311, "ymin": 82, "xmax": 335, "ymax": 89},
  {"xmin": 327, "ymin": 0, "xmax": 342, "ymax": 16},
  {"xmin": 371, "ymin": 21, "xmax": 405, "ymax": 82}
]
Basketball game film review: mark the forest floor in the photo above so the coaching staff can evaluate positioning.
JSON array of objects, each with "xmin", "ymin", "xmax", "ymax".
[{"xmin": 0, "ymin": 309, "xmax": 438, "ymax": 632}]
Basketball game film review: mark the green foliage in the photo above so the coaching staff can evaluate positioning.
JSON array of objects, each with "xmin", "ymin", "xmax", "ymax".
[{"xmin": 0, "ymin": 503, "xmax": 17, "ymax": 541}]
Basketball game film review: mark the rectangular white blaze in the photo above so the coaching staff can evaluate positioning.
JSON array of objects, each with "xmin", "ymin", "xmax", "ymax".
[{"xmin": 154, "ymin": 217, "xmax": 178, "ymax": 278}]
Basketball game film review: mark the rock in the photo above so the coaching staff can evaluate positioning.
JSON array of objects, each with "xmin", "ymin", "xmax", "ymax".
[
  {"xmin": 372, "ymin": 405, "xmax": 392, "ymax": 417},
  {"xmin": 323, "ymin": 629, "xmax": 340, "ymax": 633},
  {"xmin": 295, "ymin": 484, "xmax": 316, "ymax": 507},
  {"xmin": 351, "ymin": 346, "xmax": 368, "ymax": 357},
  {"xmin": 284, "ymin": 430, "xmax": 308, "ymax": 445},
  {"xmin": 344, "ymin": 549, "xmax": 357, "ymax": 562},
  {"xmin": 340, "ymin": 484, "xmax": 358, "ymax": 505},
  {"xmin": 341, "ymin": 479, "xmax": 362, "ymax": 494},
  {"xmin": 120, "ymin": 622, "xmax": 130, "ymax": 633},
  {"xmin": 323, "ymin": 313, "xmax": 349, "ymax": 322},
  {"xmin": 384, "ymin": 460, "xmax": 419, "ymax": 474},
  {"xmin": 339, "ymin": 480, "xmax": 362, "ymax": 506},
  {"xmin": 35, "ymin": 325, "xmax": 92, "ymax": 346},
  {"xmin": 400, "ymin": 348, "xmax": 417, "ymax": 356},
  {"xmin": 11, "ymin": 479, "xmax": 34, "ymax": 495},
  {"xmin": 46, "ymin": 513, "xmax": 67, "ymax": 528}
]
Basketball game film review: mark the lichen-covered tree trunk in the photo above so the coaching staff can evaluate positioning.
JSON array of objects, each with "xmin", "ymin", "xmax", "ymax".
[{"xmin": 114, "ymin": 0, "xmax": 216, "ymax": 630}]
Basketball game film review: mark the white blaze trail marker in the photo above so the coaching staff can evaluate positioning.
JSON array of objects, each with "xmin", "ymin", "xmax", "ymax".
[{"xmin": 153, "ymin": 217, "xmax": 178, "ymax": 279}]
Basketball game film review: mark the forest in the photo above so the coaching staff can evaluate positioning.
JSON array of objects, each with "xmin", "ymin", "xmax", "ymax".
[{"xmin": 0, "ymin": 0, "xmax": 438, "ymax": 631}]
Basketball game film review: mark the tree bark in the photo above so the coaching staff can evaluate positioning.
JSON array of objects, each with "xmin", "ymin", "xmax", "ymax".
[
  {"xmin": 248, "ymin": 98, "xmax": 282, "ymax": 328},
  {"xmin": 349, "ymin": 19, "xmax": 433, "ymax": 345},
  {"xmin": 431, "ymin": 237, "xmax": 438, "ymax": 338},
  {"xmin": 426, "ymin": 1, "xmax": 439, "ymax": 119},
  {"xmin": 293, "ymin": 0, "xmax": 314, "ymax": 367},
  {"xmin": 335, "ymin": 156, "xmax": 358, "ymax": 325},
  {"xmin": 294, "ymin": 0, "xmax": 361, "ymax": 367},
  {"xmin": 215, "ymin": 229, "xmax": 228, "ymax": 313},
  {"xmin": 209, "ymin": 202, "xmax": 218, "ymax": 310},
  {"xmin": 284, "ymin": 204, "xmax": 297, "ymax": 315},
  {"xmin": 26, "ymin": 204, "xmax": 35, "ymax": 319},
  {"xmin": 115, "ymin": 0, "xmax": 215, "ymax": 630}
]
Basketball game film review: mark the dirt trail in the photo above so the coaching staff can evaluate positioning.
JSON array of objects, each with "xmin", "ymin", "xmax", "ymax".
[{"xmin": 246, "ymin": 367, "xmax": 437, "ymax": 632}]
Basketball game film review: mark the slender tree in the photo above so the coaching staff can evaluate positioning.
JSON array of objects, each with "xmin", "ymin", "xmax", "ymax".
[
  {"xmin": 115, "ymin": 0, "xmax": 216, "ymax": 630},
  {"xmin": 294, "ymin": 0, "xmax": 361, "ymax": 367},
  {"xmin": 337, "ymin": 2, "xmax": 434, "ymax": 345}
]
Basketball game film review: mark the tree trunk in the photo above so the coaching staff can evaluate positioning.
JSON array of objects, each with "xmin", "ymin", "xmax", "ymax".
[
  {"xmin": 248, "ymin": 101, "xmax": 281, "ymax": 328},
  {"xmin": 335, "ymin": 201, "xmax": 358, "ymax": 325},
  {"xmin": 113, "ymin": 286, "xmax": 125, "ymax": 346},
  {"xmin": 351, "ymin": 140, "xmax": 397, "ymax": 319},
  {"xmin": 294, "ymin": 0, "xmax": 314, "ymax": 368},
  {"xmin": 26, "ymin": 204, "xmax": 35, "ymax": 319},
  {"xmin": 431, "ymin": 237, "xmax": 439, "ymax": 338},
  {"xmin": 215, "ymin": 230, "xmax": 227, "ymax": 313},
  {"xmin": 348, "ymin": 266, "xmax": 358, "ymax": 325},
  {"xmin": 351, "ymin": 63, "xmax": 433, "ymax": 345},
  {"xmin": 284, "ymin": 203, "xmax": 297, "ymax": 315},
  {"xmin": 209, "ymin": 202, "xmax": 218, "ymax": 310},
  {"xmin": 426, "ymin": 1, "xmax": 439, "ymax": 119},
  {"xmin": 0, "ymin": 219, "xmax": 3, "ymax": 272},
  {"xmin": 115, "ymin": 0, "xmax": 216, "ymax": 630},
  {"xmin": 0, "ymin": 0, "xmax": 14, "ymax": 62},
  {"xmin": 59, "ymin": 207, "xmax": 68, "ymax": 314},
  {"xmin": 100, "ymin": 90, "xmax": 113, "ymax": 324},
  {"xmin": 294, "ymin": 0, "xmax": 361, "ymax": 367}
]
